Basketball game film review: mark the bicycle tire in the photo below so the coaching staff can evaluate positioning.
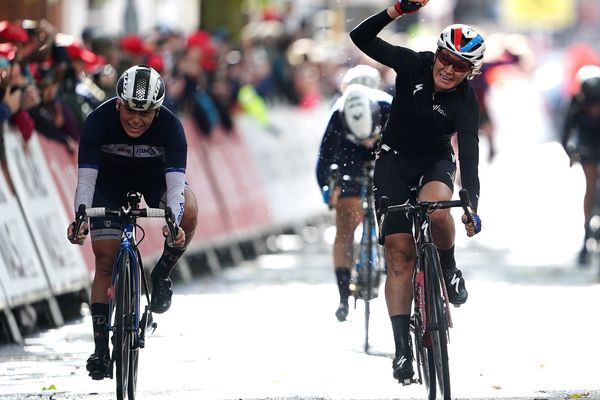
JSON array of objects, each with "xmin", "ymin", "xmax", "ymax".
[
  {"xmin": 127, "ymin": 254, "xmax": 141, "ymax": 400},
  {"xmin": 364, "ymin": 213, "xmax": 374, "ymax": 353},
  {"xmin": 423, "ymin": 243, "xmax": 451, "ymax": 400},
  {"xmin": 114, "ymin": 249, "xmax": 133, "ymax": 400}
]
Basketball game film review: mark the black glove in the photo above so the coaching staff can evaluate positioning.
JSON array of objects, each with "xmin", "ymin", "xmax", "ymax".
[{"xmin": 394, "ymin": 0, "xmax": 423, "ymax": 15}]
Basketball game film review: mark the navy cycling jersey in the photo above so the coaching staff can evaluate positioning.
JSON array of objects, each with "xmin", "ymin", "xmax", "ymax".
[
  {"xmin": 74, "ymin": 97, "xmax": 187, "ymax": 224},
  {"xmin": 350, "ymin": 10, "xmax": 481, "ymax": 210},
  {"xmin": 316, "ymin": 88, "xmax": 392, "ymax": 193}
]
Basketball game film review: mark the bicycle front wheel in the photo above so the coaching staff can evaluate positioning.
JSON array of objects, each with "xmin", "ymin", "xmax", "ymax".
[
  {"xmin": 114, "ymin": 249, "xmax": 133, "ymax": 400},
  {"xmin": 423, "ymin": 244, "xmax": 451, "ymax": 400},
  {"xmin": 127, "ymin": 255, "xmax": 142, "ymax": 400}
]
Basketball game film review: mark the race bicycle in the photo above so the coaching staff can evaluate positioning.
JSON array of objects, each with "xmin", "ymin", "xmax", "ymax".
[
  {"xmin": 377, "ymin": 188, "xmax": 476, "ymax": 400},
  {"xmin": 329, "ymin": 161, "xmax": 385, "ymax": 353},
  {"xmin": 71, "ymin": 191, "xmax": 177, "ymax": 400}
]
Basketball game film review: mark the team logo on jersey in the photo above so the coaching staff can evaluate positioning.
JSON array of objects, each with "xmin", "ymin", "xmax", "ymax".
[
  {"xmin": 413, "ymin": 84, "xmax": 423, "ymax": 95},
  {"xmin": 433, "ymin": 104, "xmax": 447, "ymax": 117}
]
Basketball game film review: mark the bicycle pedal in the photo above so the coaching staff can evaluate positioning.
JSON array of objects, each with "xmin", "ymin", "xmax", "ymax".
[
  {"xmin": 399, "ymin": 377, "xmax": 417, "ymax": 386},
  {"xmin": 149, "ymin": 322, "xmax": 157, "ymax": 333}
]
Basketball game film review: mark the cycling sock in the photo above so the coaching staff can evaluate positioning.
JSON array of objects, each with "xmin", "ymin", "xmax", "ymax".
[
  {"xmin": 91, "ymin": 303, "xmax": 109, "ymax": 352},
  {"xmin": 391, "ymin": 314, "xmax": 410, "ymax": 356},
  {"xmin": 438, "ymin": 245, "xmax": 456, "ymax": 270},
  {"xmin": 335, "ymin": 267, "xmax": 351, "ymax": 304},
  {"xmin": 153, "ymin": 241, "xmax": 186, "ymax": 278}
]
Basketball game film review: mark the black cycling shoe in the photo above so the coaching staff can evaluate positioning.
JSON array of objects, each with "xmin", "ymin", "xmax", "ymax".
[
  {"xmin": 150, "ymin": 275, "xmax": 172, "ymax": 314},
  {"xmin": 86, "ymin": 350, "xmax": 111, "ymax": 380},
  {"xmin": 443, "ymin": 267, "xmax": 468, "ymax": 305},
  {"xmin": 335, "ymin": 302, "xmax": 349, "ymax": 322},
  {"xmin": 392, "ymin": 348, "xmax": 414, "ymax": 383}
]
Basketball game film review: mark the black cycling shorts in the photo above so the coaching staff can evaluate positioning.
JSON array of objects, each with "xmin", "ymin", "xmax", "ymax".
[{"xmin": 373, "ymin": 145, "xmax": 456, "ymax": 235}]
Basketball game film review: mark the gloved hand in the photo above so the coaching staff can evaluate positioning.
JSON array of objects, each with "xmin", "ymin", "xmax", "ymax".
[
  {"xmin": 321, "ymin": 186, "xmax": 330, "ymax": 204},
  {"xmin": 394, "ymin": 0, "xmax": 425, "ymax": 16},
  {"xmin": 462, "ymin": 213, "xmax": 481, "ymax": 237}
]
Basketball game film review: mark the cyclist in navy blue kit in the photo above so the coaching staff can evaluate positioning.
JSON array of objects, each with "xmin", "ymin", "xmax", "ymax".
[
  {"xmin": 350, "ymin": 0, "xmax": 483, "ymax": 382},
  {"xmin": 316, "ymin": 65, "xmax": 392, "ymax": 322},
  {"xmin": 66, "ymin": 64, "xmax": 198, "ymax": 379}
]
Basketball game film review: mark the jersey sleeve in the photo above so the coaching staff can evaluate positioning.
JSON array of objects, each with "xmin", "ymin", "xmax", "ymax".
[
  {"xmin": 349, "ymin": 10, "xmax": 422, "ymax": 73},
  {"xmin": 316, "ymin": 113, "xmax": 339, "ymax": 189},
  {"xmin": 456, "ymin": 89, "xmax": 481, "ymax": 211},
  {"xmin": 164, "ymin": 116, "xmax": 187, "ymax": 226},
  {"xmin": 73, "ymin": 110, "xmax": 105, "ymax": 211}
]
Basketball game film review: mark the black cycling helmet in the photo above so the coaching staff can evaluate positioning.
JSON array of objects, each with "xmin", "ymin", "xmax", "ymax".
[
  {"xmin": 581, "ymin": 76, "xmax": 600, "ymax": 103},
  {"xmin": 116, "ymin": 64, "xmax": 165, "ymax": 111}
]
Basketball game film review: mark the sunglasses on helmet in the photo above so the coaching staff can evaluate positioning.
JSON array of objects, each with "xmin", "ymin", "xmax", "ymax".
[{"xmin": 436, "ymin": 50, "xmax": 472, "ymax": 73}]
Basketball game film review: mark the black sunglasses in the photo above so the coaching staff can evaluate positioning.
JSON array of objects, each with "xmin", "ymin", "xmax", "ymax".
[{"xmin": 436, "ymin": 50, "xmax": 472, "ymax": 73}]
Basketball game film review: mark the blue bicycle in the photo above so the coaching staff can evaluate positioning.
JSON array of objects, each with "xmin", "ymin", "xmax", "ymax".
[
  {"xmin": 329, "ymin": 161, "xmax": 385, "ymax": 353},
  {"xmin": 71, "ymin": 191, "xmax": 176, "ymax": 400}
]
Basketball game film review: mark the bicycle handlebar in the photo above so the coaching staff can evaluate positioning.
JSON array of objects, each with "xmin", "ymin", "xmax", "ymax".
[
  {"xmin": 376, "ymin": 188, "xmax": 476, "ymax": 246},
  {"xmin": 69, "ymin": 204, "xmax": 178, "ymax": 244}
]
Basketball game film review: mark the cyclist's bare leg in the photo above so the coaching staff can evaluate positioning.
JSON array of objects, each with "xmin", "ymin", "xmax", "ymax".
[
  {"xmin": 151, "ymin": 188, "xmax": 199, "ymax": 313},
  {"xmin": 333, "ymin": 196, "xmax": 362, "ymax": 320},
  {"xmin": 385, "ymin": 232, "xmax": 416, "ymax": 379},
  {"xmin": 91, "ymin": 239, "xmax": 121, "ymax": 304},
  {"xmin": 333, "ymin": 196, "xmax": 363, "ymax": 267},
  {"xmin": 87, "ymin": 238, "xmax": 120, "ymax": 376},
  {"xmin": 579, "ymin": 162, "xmax": 598, "ymax": 264},
  {"xmin": 419, "ymin": 180, "xmax": 468, "ymax": 304},
  {"xmin": 582, "ymin": 162, "xmax": 597, "ymax": 230},
  {"xmin": 384, "ymin": 233, "xmax": 415, "ymax": 316}
]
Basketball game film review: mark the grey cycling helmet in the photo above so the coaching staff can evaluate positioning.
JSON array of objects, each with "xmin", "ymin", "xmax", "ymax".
[
  {"xmin": 116, "ymin": 64, "xmax": 165, "ymax": 111},
  {"xmin": 340, "ymin": 64, "xmax": 381, "ymax": 92}
]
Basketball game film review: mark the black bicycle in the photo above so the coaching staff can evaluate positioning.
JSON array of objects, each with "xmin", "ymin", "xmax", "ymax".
[
  {"xmin": 329, "ymin": 161, "xmax": 385, "ymax": 353},
  {"xmin": 71, "ymin": 192, "xmax": 177, "ymax": 400},
  {"xmin": 378, "ymin": 188, "xmax": 476, "ymax": 400}
]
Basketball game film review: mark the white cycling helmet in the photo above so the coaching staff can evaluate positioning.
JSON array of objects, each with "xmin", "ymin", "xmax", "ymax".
[
  {"xmin": 340, "ymin": 64, "xmax": 381, "ymax": 92},
  {"xmin": 437, "ymin": 24, "xmax": 486, "ymax": 70},
  {"xmin": 342, "ymin": 84, "xmax": 381, "ymax": 141},
  {"xmin": 116, "ymin": 64, "xmax": 165, "ymax": 111}
]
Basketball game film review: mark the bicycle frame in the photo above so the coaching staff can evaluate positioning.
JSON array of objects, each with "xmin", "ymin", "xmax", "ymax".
[
  {"xmin": 108, "ymin": 221, "xmax": 145, "ymax": 348},
  {"xmin": 378, "ymin": 188, "xmax": 476, "ymax": 400}
]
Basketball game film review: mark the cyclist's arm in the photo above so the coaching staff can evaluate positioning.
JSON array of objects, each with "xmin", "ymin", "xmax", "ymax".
[
  {"xmin": 316, "ymin": 114, "xmax": 339, "ymax": 189},
  {"xmin": 349, "ymin": 9, "xmax": 421, "ymax": 72},
  {"xmin": 73, "ymin": 111, "xmax": 104, "ymax": 211},
  {"xmin": 164, "ymin": 117, "xmax": 187, "ymax": 226},
  {"xmin": 456, "ymin": 92, "xmax": 481, "ymax": 212}
]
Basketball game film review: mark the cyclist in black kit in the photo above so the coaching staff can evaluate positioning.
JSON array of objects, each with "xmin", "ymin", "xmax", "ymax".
[
  {"xmin": 350, "ymin": 0, "xmax": 482, "ymax": 382},
  {"xmin": 561, "ymin": 65, "xmax": 600, "ymax": 265},
  {"xmin": 66, "ymin": 64, "xmax": 198, "ymax": 379},
  {"xmin": 316, "ymin": 65, "xmax": 392, "ymax": 322}
]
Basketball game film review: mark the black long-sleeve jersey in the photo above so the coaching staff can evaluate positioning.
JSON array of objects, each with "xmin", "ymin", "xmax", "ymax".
[{"xmin": 350, "ymin": 10, "xmax": 480, "ymax": 210}]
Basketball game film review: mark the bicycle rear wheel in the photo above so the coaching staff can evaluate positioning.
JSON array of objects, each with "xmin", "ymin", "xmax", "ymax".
[
  {"xmin": 114, "ymin": 249, "xmax": 133, "ymax": 400},
  {"xmin": 423, "ymin": 243, "xmax": 451, "ymax": 400}
]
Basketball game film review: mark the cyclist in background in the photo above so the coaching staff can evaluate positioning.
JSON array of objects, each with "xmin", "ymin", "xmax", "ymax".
[
  {"xmin": 66, "ymin": 64, "xmax": 198, "ymax": 380},
  {"xmin": 316, "ymin": 65, "xmax": 392, "ymax": 322},
  {"xmin": 561, "ymin": 65, "xmax": 600, "ymax": 266},
  {"xmin": 350, "ymin": 0, "xmax": 482, "ymax": 382}
]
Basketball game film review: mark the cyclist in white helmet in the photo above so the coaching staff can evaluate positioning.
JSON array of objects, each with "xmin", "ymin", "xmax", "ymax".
[
  {"xmin": 350, "ymin": 0, "xmax": 483, "ymax": 382},
  {"xmin": 67, "ymin": 64, "xmax": 198, "ymax": 380},
  {"xmin": 340, "ymin": 64, "xmax": 382, "ymax": 92},
  {"xmin": 316, "ymin": 79, "xmax": 392, "ymax": 322}
]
